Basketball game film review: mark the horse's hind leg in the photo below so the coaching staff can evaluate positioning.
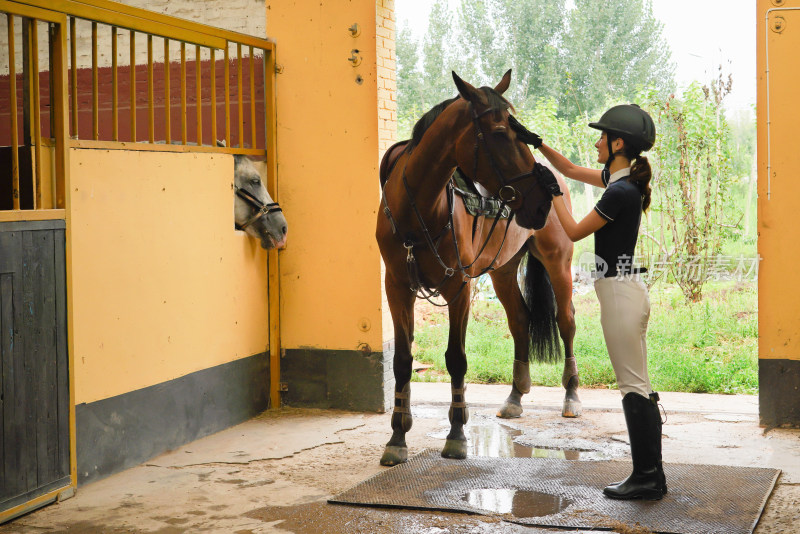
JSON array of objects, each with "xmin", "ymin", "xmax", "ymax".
[
  {"xmin": 489, "ymin": 255, "xmax": 532, "ymax": 419},
  {"xmin": 539, "ymin": 250, "xmax": 582, "ymax": 418},
  {"xmin": 380, "ymin": 277, "xmax": 416, "ymax": 466},
  {"xmin": 441, "ymin": 287, "xmax": 471, "ymax": 460}
]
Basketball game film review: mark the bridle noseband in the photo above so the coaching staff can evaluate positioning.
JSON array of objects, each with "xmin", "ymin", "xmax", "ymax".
[{"xmin": 234, "ymin": 186, "xmax": 282, "ymax": 231}]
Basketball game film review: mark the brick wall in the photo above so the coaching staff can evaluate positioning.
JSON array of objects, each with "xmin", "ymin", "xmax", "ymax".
[{"xmin": 376, "ymin": 0, "xmax": 396, "ymax": 156}]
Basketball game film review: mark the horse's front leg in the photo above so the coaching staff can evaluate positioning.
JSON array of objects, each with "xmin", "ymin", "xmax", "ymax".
[
  {"xmin": 441, "ymin": 287, "xmax": 471, "ymax": 459},
  {"xmin": 380, "ymin": 277, "xmax": 416, "ymax": 466},
  {"xmin": 543, "ymin": 255, "xmax": 581, "ymax": 418}
]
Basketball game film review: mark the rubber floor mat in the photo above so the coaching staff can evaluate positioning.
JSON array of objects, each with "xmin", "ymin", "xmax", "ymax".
[{"xmin": 330, "ymin": 449, "xmax": 779, "ymax": 534}]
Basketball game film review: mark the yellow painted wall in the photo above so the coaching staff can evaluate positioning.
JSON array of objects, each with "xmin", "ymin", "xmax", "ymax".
[
  {"xmin": 266, "ymin": 1, "xmax": 384, "ymax": 353},
  {"xmin": 69, "ymin": 149, "xmax": 269, "ymax": 404},
  {"xmin": 758, "ymin": 0, "xmax": 800, "ymax": 361}
]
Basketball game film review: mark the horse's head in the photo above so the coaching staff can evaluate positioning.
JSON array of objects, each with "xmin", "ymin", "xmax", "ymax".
[
  {"xmin": 451, "ymin": 70, "xmax": 551, "ymax": 230},
  {"xmin": 232, "ymin": 154, "xmax": 288, "ymax": 250}
]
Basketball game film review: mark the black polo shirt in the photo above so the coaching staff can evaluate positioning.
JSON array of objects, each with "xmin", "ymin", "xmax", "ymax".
[{"xmin": 593, "ymin": 169, "xmax": 643, "ymax": 278}]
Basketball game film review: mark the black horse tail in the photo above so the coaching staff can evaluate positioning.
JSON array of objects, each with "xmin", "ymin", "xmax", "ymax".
[{"xmin": 522, "ymin": 250, "xmax": 562, "ymax": 363}]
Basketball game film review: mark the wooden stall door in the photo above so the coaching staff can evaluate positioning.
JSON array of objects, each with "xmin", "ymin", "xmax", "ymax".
[{"xmin": 0, "ymin": 220, "xmax": 70, "ymax": 516}]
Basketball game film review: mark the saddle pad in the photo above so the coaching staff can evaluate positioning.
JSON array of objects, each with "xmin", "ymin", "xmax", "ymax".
[{"xmin": 452, "ymin": 168, "xmax": 511, "ymax": 219}]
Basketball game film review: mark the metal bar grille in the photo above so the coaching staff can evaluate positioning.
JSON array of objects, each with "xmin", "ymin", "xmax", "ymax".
[
  {"xmin": 147, "ymin": 34, "xmax": 154, "ymax": 143},
  {"xmin": 29, "ymin": 19, "xmax": 42, "ymax": 208},
  {"xmin": 249, "ymin": 47, "xmax": 255, "ymax": 149},
  {"xmin": 237, "ymin": 43, "xmax": 243, "ymax": 148},
  {"xmin": 91, "ymin": 21, "xmax": 98, "ymax": 140},
  {"xmin": 195, "ymin": 44, "xmax": 201, "ymax": 146},
  {"xmin": 210, "ymin": 48, "xmax": 216, "ymax": 145},
  {"xmin": 69, "ymin": 16, "xmax": 77, "ymax": 137},
  {"xmin": 1, "ymin": 0, "xmax": 275, "ymax": 208},
  {"xmin": 180, "ymin": 41, "xmax": 186, "ymax": 144},
  {"xmin": 164, "ymin": 38, "xmax": 170, "ymax": 144},
  {"xmin": 111, "ymin": 25, "xmax": 118, "ymax": 141},
  {"xmin": 7, "ymin": 13, "xmax": 20, "ymax": 209},
  {"xmin": 129, "ymin": 29, "xmax": 136, "ymax": 142}
]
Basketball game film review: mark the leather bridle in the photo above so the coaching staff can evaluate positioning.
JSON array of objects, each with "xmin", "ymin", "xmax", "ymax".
[
  {"xmin": 234, "ymin": 186, "xmax": 282, "ymax": 231},
  {"xmin": 469, "ymin": 103, "xmax": 540, "ymax": 205}
]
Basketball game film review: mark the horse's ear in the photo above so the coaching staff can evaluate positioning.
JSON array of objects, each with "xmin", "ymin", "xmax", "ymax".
[
  {"xmin": 494, "ymin": 69, "xmax": 512, "ymax": 95},
  {"xmin": 453, "ymin": 71, "xmax": 479, "ymax": 102},
  {"xmin": 216, "ymin": 139, "xmax": 226, "ymax": 148}
]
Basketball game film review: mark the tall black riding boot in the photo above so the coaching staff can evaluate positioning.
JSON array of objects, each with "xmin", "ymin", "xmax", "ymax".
[{"xmin": 603, "ymin": 392, "xmax": 667, "ymax": 500}]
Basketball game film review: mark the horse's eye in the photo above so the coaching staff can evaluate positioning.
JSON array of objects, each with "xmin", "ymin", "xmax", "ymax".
[{"xmin": 250, "ymin": 178, "xmax": 261, "ymax": 186}]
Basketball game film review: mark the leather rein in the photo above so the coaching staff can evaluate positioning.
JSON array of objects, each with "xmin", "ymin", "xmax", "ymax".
[
  {"xmin": 382, "ymin": 102, "xmax": 539, "ymax": 305},
  {"xmin": 234, "ymin": 186, "xmax": 283, "ymax": 230}
]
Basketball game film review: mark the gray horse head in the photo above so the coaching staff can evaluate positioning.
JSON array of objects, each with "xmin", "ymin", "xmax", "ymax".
[{"xmin": 232, "ymin": 153, "xmax": 288, "ymax": 250}]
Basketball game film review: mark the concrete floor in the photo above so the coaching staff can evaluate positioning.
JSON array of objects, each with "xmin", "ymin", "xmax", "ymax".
[{"xmin": 2, "ymin": 383, "xmax": 799, "ymax": 533}]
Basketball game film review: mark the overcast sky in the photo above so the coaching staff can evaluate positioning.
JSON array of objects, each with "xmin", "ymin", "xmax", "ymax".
[{"xmin": 396, "ymin": 0, "xmax": 756, "ymax": 114}]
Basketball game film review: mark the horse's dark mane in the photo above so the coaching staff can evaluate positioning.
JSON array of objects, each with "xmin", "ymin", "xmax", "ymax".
[
  {"xmin": 406, "ymin": 96, "xmax": 459, "ymax": 153},
  {"xmin": 405, "ymin": 87, "xmax": 511, "ymax": 154}
]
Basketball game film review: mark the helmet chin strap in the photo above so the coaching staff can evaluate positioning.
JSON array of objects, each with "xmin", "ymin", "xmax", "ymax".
[{"xmin": 602, "ymin": 134, "xmax": 624, "ymax": 183}]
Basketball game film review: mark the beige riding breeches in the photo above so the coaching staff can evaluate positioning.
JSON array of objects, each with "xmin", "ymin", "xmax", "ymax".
[{"xmin": 594, "ymin": 276, "xmax": 653, "ymax": 398}]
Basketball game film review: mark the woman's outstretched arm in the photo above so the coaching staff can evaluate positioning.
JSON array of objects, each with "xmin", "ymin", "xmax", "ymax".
[{"xmin": 538, "ymin": 143, "xmax": 605, "ymax": 189}]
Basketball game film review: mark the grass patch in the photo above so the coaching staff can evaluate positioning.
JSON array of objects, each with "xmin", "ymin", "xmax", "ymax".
[{"xmin": 411, "ymin": 280, "xmax": 758, "ymax": 394}]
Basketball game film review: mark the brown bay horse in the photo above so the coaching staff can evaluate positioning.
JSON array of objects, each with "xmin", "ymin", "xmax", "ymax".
[{"xmin": 376, "ymin": 71, "xmax": 581, "ymax": 466}]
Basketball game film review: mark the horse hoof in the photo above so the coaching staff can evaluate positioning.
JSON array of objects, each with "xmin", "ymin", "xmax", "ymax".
[
  {"xmin": 380, "ymin": 445, "xmax": 408, "ymax": 466},
  {"xmin": 496, "ymin": 401, "xmax": 523, "ymax": 419},
  {"xmin": 562, "ymin": 399, "xmax": 582, "ymax": 418},
  {"xmin": 441, "ymin": 439, "xmax": 468, "ymax": 459}
]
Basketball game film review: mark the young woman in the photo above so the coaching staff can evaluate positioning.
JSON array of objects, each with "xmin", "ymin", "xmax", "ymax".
[{"xmin": 534, "ymin": 104, "xmax": 667, "ymax": 501}]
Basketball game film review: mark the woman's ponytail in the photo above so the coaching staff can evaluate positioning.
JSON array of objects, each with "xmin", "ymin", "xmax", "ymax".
[
  {"xmin": 620, "ymin": 139, "xmax": 652, "ymax": 212},
  {"xmin": 629, "ymin": 155, "xmax": 652, "ymax": 212}
]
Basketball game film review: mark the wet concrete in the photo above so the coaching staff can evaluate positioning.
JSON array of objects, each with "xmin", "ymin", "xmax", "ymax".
[{"xmin": 2, "ymin": 384, "xmax": 798, "ymax": 534}]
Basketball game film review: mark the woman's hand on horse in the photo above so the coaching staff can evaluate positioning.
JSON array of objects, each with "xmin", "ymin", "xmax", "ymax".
[
  {"xmin": 508, "ymin": 115, "xmax": 543, "ymax": 149},
  {"xmin": 536, "ymin": 163, "xmax": 563, "ymax": 197}
]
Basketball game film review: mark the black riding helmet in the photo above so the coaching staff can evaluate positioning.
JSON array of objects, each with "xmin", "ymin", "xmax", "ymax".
[
  {"xmin": 589, "ymin": 104, "xmax": 656, "ymax": 182},
  {"xmin": 589, "ymin": 104, "xmax": 656, "ymax": 152}
]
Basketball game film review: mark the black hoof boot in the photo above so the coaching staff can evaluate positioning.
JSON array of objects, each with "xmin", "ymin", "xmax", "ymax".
[{"xmin": 604, "ymin": 392, "xmax": 667, "ymax": 501}]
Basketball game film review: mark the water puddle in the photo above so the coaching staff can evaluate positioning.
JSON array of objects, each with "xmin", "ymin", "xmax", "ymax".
[
  {"xmin": 466, "ymin": 422, "xmax": 583, "ymax": 460},
  {"xmin": 462, "ymin": 488, "xmax": 572, "ymax": 517}
]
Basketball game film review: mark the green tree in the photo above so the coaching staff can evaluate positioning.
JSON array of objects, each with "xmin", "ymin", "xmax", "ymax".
[
  {"xmin": 455, "ymin": 0, "xmax": 566, "ymax": 105},
  {"xmin": 420, "ymin": 0, "xmax": 460, "ymax": 107},
  {"xmin": 561, "ymin": 0, "xmax": 675, "ymax": 118},
  {"xmin": 494, "ymin": 0, "xmax": 566, "ymax": 105},
  {"xmin": 397, "ymin": 21, "xmax": 426, "ymax": 139}
]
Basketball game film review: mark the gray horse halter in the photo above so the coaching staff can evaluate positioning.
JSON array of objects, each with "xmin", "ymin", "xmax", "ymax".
[{"xmin": 234, "ymin": 186, "xmax": 282, "ymax": 230}]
